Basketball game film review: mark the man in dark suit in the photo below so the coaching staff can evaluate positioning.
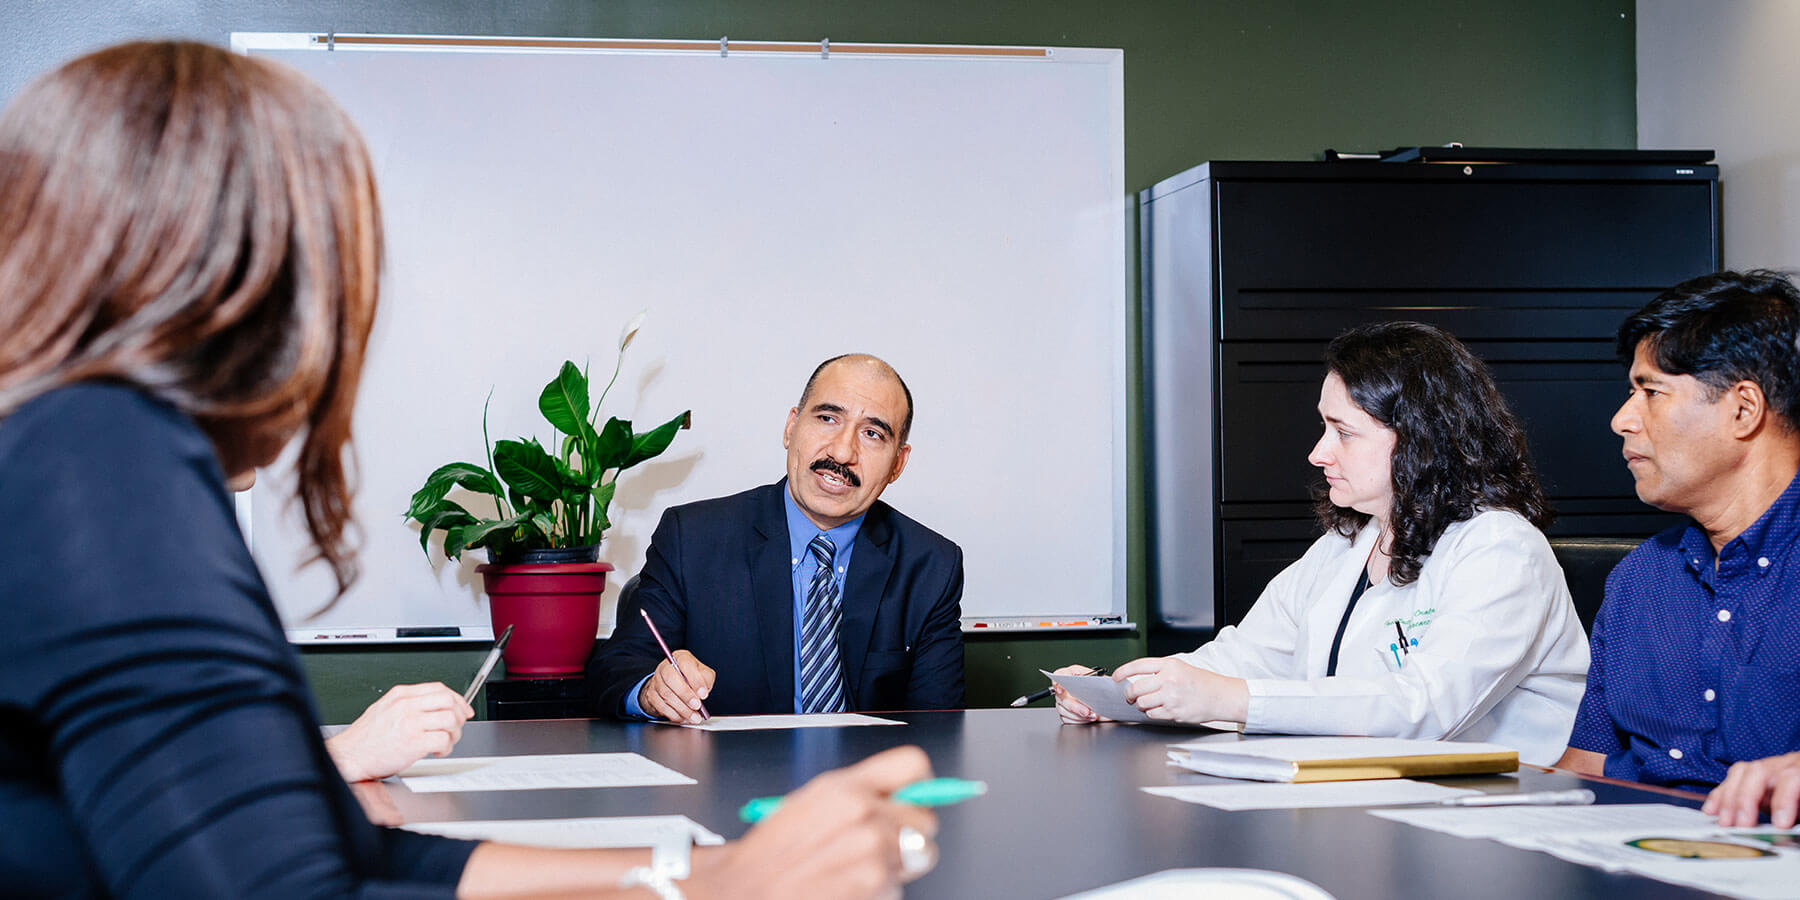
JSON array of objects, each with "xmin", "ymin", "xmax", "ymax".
[{"xmin": 586, "ymin": 354, "xmax": 965, "ymax": 720}]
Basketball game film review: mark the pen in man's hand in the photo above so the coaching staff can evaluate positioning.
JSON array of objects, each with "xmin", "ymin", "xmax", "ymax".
[
  {"xmin": 1011, "ymin": 666, "xmax": 1109, "ymax": 707},
  {"xmin": 462, "ymin": 624, "xmax": 514, "ymax": 705},
  {"xmin": 639, "ymin": 607, "xmax": 710, "ymax": 720}
]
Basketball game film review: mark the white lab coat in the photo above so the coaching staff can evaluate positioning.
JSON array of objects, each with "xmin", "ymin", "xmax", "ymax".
[{"xmin": 1174, "ymin": 509, "xmax": 1589, "ymax": 765}]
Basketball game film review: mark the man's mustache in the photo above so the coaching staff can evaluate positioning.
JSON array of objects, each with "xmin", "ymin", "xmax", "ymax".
[{"xmin": 811, "ymin": 457, "xmax": 862, "ymax": 487}]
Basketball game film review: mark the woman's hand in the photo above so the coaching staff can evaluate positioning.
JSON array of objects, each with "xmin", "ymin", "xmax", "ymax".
[
  {"xmin": 1051, "ymin": 664, "xmax": 1112, "ymax": 724},
  {"xmin": 1114, "ymin": 657, "xmax": 1249, "ymax": 726},
  {"xmin": 325, "ymin": 682, "xmax": 474, "ymax": 783},
  {"xmin": 686, "ymin": 745, "xmax": 940, "ymax": 900}
]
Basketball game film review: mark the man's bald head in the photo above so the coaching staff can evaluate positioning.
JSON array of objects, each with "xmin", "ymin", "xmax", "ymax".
[{"xmin": 798, "ymin": 354, "xmax": 914, "ymax": 443}]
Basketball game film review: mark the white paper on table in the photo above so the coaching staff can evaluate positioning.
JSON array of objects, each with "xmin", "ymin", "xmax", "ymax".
[
  {"xmin": 1144, "ymin": 779, "xmax": 1479, "ymax": 810},
  {"xmin": 1045, "ymin": 671, "xmax": 1242, "ymax": 731},
  {"xmin": 676, "ymin": 713, "xmax": 904, "ymax": 731},
  {"xmin": 403, "ymin": 815, "xmax": 724, "ymax": 848},
  {"xmin": 1512, "ymin": 826, "xmax": 1800, "ymax": 900},
  {"xmin": 398, "ymin": 753, "xmax": 695, "ymax": 792},
  {"xmin": 1059, "ymin": 867, "xmax": 1335, "ymax": 900},
  {"xmin": 1369, "ymin": 802, "xmax": 1717, "ymax": 840}
]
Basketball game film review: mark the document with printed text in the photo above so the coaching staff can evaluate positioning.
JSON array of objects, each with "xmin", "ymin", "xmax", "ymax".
[
  {"xmin": 404, "ymin": 815, "xmax": 724, "ymax": 848},
  {"xmin": 676, "ymin": 713, "xmax": 904, "ymax": 731},
  {"xmin": 1374, "ymin": 803, "xmax": 1800, "ymax": 899},
  {"xmin": 398, "ymin": 753, "xmax": 695, "ymax": 792}
]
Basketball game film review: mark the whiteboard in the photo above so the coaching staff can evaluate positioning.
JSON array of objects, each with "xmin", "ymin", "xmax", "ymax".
[{"xmin": 233, "ymin": 33, "xmax": 1127, "ymax": 642}]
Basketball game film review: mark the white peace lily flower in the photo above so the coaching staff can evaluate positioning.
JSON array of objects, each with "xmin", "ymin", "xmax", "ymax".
[{"xmin": 618, "ymin": 309, "xmax": 648, "ymax": 351}]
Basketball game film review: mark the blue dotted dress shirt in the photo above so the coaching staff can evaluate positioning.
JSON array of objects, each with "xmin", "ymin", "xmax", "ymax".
[{"xmin": 1569, "ymin": 470, "xmax": 1800, "ymax": 790}]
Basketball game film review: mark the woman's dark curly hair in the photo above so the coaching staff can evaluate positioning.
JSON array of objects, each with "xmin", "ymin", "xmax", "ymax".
[{"xmin": 1315, "ymin": 322, "xmax": 1553, "ymax": 586}]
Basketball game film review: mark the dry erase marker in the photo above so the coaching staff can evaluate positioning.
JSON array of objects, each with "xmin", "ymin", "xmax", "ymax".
[
  {"xmin": 639, "ymin": 608, "xmax": 711, "ymax": 720},
  {"xmin": 462, "ymin": 624, "xmax": 514, "ymax": 704},
  {"xmin": 739, "ymin": 777, "xmax": 987, "ymax": 823}
]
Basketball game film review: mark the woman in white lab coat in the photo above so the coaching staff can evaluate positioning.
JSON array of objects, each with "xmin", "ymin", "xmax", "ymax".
[{"xmin": 1056, "ymin": 321, "xmax": 1589, "ymax": 765}]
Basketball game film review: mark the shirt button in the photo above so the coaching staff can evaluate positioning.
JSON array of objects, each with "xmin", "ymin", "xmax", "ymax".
[
  {"xmin": 1704, "ymin": 689, "xmax": 1717, "ymax": 702},
  {"xmin": 1759, "ymin": 557, "xmax": 1771, "ymax": 568},
  {"xmin": 1719, "ymin": 610, "xmax": 1732, "ymax": 622},
  {"xmin": 1669, "ymin": 748, "xmax": 1684, "ymax": 760}
]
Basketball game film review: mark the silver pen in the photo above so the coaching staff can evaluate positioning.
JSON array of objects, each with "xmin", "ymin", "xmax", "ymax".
[
  {"xmin": 1438, "ymin": 788, "xmax": 1596, "ymax": 807},
  {"xmin": 462, "ymin": 624, "xmax": 515, "ymax": 704}
]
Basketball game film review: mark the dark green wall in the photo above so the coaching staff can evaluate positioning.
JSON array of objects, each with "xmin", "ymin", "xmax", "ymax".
[{"xmin": 5, "ymin": 0, "xmax": 1637, "ymax": 724}]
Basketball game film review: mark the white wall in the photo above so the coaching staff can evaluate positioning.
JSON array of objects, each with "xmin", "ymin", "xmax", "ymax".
[{"xmin": 1639, "ymin": 0, "xmax": 1800, "ymax": 271}]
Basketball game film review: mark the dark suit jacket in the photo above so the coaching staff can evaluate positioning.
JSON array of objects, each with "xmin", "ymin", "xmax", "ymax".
[{"xmin": 586, "ymin": 480, "xmax": 965, "ymax": 716}]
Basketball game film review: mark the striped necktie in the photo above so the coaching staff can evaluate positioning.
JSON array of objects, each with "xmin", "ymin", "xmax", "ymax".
[{"xmin": 799, "ymin": 534, "xmax": 848, "ymax": 713}]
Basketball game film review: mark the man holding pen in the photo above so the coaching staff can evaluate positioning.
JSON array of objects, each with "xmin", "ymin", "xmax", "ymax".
[{"xmin": 587, "ymin": 354, "xmax": 966, "ymax": 721}]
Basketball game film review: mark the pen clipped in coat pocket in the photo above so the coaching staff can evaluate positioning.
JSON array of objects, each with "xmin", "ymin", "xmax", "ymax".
[{"xmin": 1376, "ymin": 633, "xmax": 1419, "ymax": 672}]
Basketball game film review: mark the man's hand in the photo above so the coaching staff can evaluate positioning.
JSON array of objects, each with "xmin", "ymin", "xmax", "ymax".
[
  {"xmin": 1115, "ymin": 657, "xmax": 1249, "ymax": 725},
  {"xmin": 325, "ymin": 682, "xmax": 473, "ymax": 783},
  {"xmin": 686, "ymin": 745, "xmax": 939, "ymax": 899},
  {"xmin": 639, "ymin": 650, "xmax": 716, "ymax": 724},
  {"xmin": 1051, "ymin": 664, "xmax": 1111, "ymax": 725},
  {"xmin": 1705, "ymin": 751, "xmax": 1800, "ymax": 827}
]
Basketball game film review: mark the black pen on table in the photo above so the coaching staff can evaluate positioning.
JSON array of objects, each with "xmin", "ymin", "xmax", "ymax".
[
  {"xmin": 1010, "ymin": 666, "xmax": 1109, "ymax": 707},
  {"xmin": 462, "ymin": 624, "xmax": 514, "ymax": 705}
]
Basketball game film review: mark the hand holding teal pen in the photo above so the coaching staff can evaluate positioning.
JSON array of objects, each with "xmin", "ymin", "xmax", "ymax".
[{"xmin": 739, "ymin": 777, "xmax": 987, "ymax": 823}]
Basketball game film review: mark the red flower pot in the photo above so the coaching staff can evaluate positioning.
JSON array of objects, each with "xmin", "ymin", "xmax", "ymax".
[{"xmin": 476, "ymin": 561, "xmax": 613, "ymax": 677}]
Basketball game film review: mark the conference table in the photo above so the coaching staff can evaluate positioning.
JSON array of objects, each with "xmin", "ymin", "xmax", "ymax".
[{"xmin": 377, "ymin": 709, "xmax": 1725, "ymax": 899}]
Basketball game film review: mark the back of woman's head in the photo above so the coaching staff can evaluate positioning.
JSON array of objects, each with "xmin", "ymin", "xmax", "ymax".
[
  {"xmin": 1318, "ymin": 321, "xmax": 1552, "ymax": 585},
  {"xmin": 0, "ymin": 40, "xmax": 381, "ymax": 595}
]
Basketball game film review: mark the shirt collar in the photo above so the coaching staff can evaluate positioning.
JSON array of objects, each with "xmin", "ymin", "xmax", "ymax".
[
  {"xmin": 1679, "ymin": 468, "xmax": 1800, "ymax": 575},
  {"xmin": 782, "ymin": 482, "xmax": 865, "ymax": 566}
]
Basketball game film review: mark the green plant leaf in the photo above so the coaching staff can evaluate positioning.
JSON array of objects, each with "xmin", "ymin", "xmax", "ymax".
[
  {"xmin": 450, "ymin": 512, "xmax": 541, "ymax": 559},
  {"xmin": 585, "ymin": 479, "xmax": 618, "ymax": 543},
  {"xmin": 590, "ymin": 416, "xmax": 634, "ymax": 474},
  {"xmin": 415, "ymin": 500, "xmax": 480, "ymax": 556},
  {"xmin": 538, "ymin": 360, "xmax": 590, "ymax": 437},
  {"xmin": 494, "ymin": 438, "xmax": 565, "ymax": 503},
  {"xmin": 530, "ymin": 512, "xmax": 558, "ymax": 545},
  {"xmin": 622, "ymin": 410, "xmax": 691, "ymax": 469},
  {"xmin": 406, "ymin": 462, "xmax": 502, "ymax": 520}
]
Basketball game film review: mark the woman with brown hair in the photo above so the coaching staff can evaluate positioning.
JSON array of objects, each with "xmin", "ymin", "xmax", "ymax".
[{"xmin": 0, "ymin": 41, "xmax": 935, "ymax": 898}]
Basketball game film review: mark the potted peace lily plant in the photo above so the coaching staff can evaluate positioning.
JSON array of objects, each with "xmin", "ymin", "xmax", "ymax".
[{"xmin": 406, "ymin": 313, "xmax": 687, "ymax": 675}]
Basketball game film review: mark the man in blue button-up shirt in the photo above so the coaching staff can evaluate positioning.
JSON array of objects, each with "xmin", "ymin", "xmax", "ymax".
[{"xmin": 1559, "ymin": 270, "xmax": 1800, "ymax": 827}]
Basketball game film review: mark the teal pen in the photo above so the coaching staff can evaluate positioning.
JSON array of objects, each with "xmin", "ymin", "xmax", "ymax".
[{"xmin": 739, "ymin": 777, "xmax": 987, "ymax": 823}]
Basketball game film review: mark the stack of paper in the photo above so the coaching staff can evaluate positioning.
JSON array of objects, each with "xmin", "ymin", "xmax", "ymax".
[{"xmin": 1167, "ymin": 737, "xmax": 1518, "ymax": 783}]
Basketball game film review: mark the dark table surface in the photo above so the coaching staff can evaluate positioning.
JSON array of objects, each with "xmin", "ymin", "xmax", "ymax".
[{"xmin": 382, "ymin": 709, "xmax": 1725, "ymax": 899}]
